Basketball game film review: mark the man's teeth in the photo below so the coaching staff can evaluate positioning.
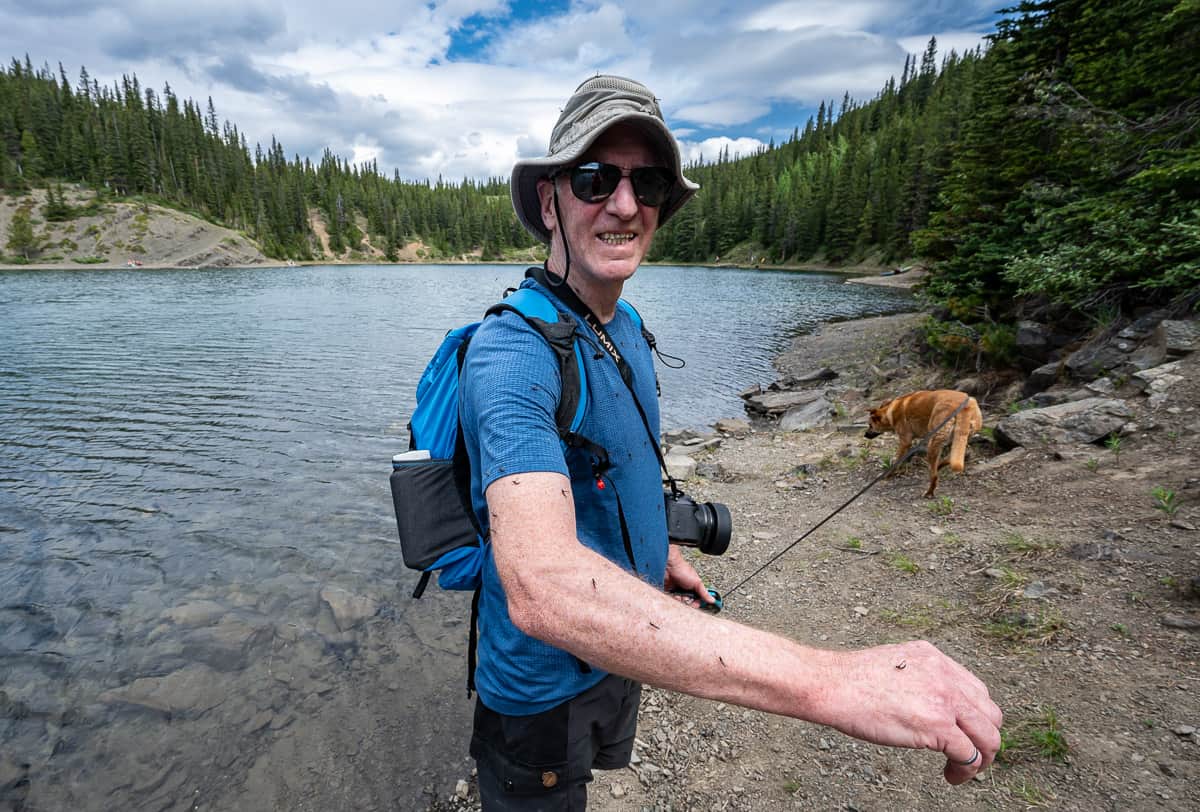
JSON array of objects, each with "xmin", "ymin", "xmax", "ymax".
[{"xmin": 599, "ymin": 233, "xmax": 635, "ymax": 244}]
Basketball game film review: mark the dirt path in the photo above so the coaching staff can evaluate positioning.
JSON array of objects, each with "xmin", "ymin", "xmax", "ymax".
[{"xmin": 436, "ymin": 311, "xmax": 1200, "ymax": 811}]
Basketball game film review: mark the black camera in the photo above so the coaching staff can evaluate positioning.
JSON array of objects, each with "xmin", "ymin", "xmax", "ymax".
[{"xmin": 664, "ymin": 492, "xmax": 732, "ymax": 556}]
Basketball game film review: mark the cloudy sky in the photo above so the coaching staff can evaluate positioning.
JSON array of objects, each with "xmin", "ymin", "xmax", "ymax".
[{"xmin": 0, "ymin": 0, "xmax": 1000, "ymax": 183}]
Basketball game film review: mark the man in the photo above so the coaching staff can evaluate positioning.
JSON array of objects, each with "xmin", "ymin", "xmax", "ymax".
[{"xmin": 459, "ymin": 75, "xmax": 1002, "ymax": 810}]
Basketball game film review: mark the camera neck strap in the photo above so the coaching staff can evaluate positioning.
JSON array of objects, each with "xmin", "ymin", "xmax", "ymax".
[{"xmin": 527, "ymin": 265, "xmax": 681, "ymax": 496}]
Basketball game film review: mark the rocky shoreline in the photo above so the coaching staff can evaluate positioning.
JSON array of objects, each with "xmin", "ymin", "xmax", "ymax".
[{"xmin": 433, "ymin": 293, "xmax": 1200, "ymax": 811}]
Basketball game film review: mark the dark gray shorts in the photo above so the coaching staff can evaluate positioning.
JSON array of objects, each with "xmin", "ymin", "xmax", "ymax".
[{"xmin": 469, "ymin": 674, "xmax": 641, "ymax": 811}]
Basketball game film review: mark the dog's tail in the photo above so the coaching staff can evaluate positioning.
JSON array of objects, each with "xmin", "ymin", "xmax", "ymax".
[{"xmin": 948, "ymin": 397, "xmax": 981, "ymax": 473}]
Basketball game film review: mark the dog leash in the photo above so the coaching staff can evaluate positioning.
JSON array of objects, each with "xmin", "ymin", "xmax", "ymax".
[{"xmin": 720, "ymin": 395, "xmax": 971, "ymax": 600}]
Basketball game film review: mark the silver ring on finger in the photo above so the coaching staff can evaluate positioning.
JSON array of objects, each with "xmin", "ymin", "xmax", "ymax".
[{"xmin": 950, "ymin": 747, "xmax": 980, "ymax": 766}]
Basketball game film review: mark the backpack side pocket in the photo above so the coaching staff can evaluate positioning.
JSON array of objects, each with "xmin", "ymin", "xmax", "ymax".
[{"xmin": 390, "ymin": 457, "xmax": 481, "ymax": 572}]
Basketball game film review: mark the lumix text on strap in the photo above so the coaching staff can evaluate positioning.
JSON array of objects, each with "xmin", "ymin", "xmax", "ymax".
[{"xmin": 527, "ymin": 265, "xmax": 631, "ymax": 384}]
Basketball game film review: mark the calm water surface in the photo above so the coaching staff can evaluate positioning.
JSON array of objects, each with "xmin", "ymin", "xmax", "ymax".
[{"xmin": 0, "ymin": 263, "xmax": 912, "ymax": 810}]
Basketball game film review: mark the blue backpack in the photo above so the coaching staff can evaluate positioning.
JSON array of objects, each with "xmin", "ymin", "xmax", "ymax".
[{"xmin": 389, "ymin": 279, "xmax": 648, "ymax": 600}]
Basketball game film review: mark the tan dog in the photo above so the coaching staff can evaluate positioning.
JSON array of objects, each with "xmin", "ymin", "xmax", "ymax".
[{"xmin": 864, "ymin": 389, "xmax": 983, "ymax": 497}]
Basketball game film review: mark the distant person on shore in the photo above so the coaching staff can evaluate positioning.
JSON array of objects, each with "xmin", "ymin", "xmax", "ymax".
[{"xmin": 458, "ymin": 74, "xmax": 1002, "ymax": 809}]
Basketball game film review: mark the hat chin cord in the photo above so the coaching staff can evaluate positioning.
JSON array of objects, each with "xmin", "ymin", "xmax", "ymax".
[{"xmin": 546, "ymin": 182, "xmax": 571, "ymax": 287}]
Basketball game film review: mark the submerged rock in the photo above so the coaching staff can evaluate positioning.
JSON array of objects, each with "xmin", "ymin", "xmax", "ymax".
[
  {"xmin": 320, "ymin": 586, "xmax": 380, "ymax": 632},
  {"xmin": 162, "ymin": 600, "xmax": 227, "ymax": 628},
  {"xmin": 99, "ymin": 664, "xmax": 229, "ymax": 716}
]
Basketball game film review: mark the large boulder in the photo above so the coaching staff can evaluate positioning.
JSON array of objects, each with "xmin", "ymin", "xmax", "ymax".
[
  {"xmin": 1117, "ymin": 308, "xmax": 1173, "ymax": 342},
  {"xmin": 663, "ymin": 454, "xmax": 696, "ymax": 481},
  {"xmin": 776, "ymin": 366, "xmax": 838, "ymax": 388},
  {"xmin": 1015, "ymin": 321, "xmax": 1055, "ymax": 370},
  {"xmin": 778, "ymin": 395, "xmax": 835, "ymax": 432},
  {"xmin": 713, "ymin": 417, "xmax": 751, "ymax": 436},
  {"xmin": 1059, "ymin": 314, "xmax": 1196, "ymax": 381},
  {"xmin": 1015, "ymin": 320, "xmax": 1076, "ymax": 370},
  {"xmin": 995, "ymin": 398, "xmax": 1133, "ymax": 448},
  {"xmin": 1125, "ymin": 342, "xmax": 1169, "ymax": 372},
  {"xmin": 1063, "ymin": 340, "xmax": 1129, "ymax": 380},
  {"xmin": 1158, "ymin": 319, "xmax": 1200, "ymax": 356},
  {"xmin": 743, "ymin": 388, "xmax": 827, "ymax": 417},
  {"xmin": 1023, "ymin": 361, "xmax": 1064, "ymax": 396},
  {"xmin": 1132, "ymin": 360, "xmax": 1184, "ymax": 391},
  {"xmin": 1134, "ymin": 361, "xmax": 1185, "ymax": 408}
]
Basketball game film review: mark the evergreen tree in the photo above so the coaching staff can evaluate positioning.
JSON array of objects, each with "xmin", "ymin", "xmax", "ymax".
[
  {"xmin": 18, "ymin": 129, "xmax": 40, "ymax": 178},
  {"xmin": 5, "ymin": 205, "xmax": 37, "ymax": 258}
]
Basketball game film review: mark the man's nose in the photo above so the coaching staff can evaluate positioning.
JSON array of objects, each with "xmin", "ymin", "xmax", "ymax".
[{"xmin": 604, "ymin": 175, "xmax": 640, "ymax": 218}]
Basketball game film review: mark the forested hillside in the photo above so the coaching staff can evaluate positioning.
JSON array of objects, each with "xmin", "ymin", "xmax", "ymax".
[
  {"xmin": 0, "ymin": 65, "xmax": 538, "ymax": 261},
  {"xmin": 2, "ymin": 0, "xmax": 1196, "ymax": 354},
  {"xmin": 653, "ymin": 0, "xmax": 1198, "ymax": 326}
]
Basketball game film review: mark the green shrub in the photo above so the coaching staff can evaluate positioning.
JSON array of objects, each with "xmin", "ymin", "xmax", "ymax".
[
  {"xmin": 1151, "ymin": 485, "xmax": 1179, "ymax": 517},
  {"xmin": 921, "ymin": 315, "xmax": 1016, "ymax": 369},
  {"xmin": 979, "ymin": 322, "xmax": 1017, "ymax": 367},
  {"xmin": 889, "ymin": 553, "xmax": 920, "ymax": 574},
  {"xmin": 927, "ymin": 496, "xmax": 955, "ymax": 516},
  {"xmin": 921, "ymin": 316, "xmax": 978, "ymax": 367}
]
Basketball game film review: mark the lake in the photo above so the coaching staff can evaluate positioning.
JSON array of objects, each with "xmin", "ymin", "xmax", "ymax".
[{"xmin": 0, "ymin": 263, "xmax": 913, "ymax": 810}]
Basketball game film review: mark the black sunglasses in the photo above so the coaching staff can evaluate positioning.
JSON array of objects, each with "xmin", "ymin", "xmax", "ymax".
[{"xmin": 554, "ymin": 162, "xmax": 675, "ymax": 207}]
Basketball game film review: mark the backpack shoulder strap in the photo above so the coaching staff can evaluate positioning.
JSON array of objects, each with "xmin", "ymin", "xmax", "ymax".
[
  {"xmin": 495, "ymin": 287, "xmax": 561, "ymax": 323},
  {"xmin": 486, "ymin": 288, "xmax": 589, "ymax": 437},
  {"xmin": 615, "ymin": 298, "xmax": 642, "ymax": 328}
]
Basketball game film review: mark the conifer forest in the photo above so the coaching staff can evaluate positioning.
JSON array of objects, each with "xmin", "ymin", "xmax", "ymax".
[{"xmin": 1, "ymin": 0, "xmax": 1197, "ymax": 352}]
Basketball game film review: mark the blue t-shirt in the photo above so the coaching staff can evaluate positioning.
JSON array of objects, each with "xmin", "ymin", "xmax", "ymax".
[{"xmin": 459, "ymin": 277, "xmax": 669, "ymax": 715}]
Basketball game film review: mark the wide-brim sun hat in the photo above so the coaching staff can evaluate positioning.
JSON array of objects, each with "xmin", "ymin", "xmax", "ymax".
[{"xmin": 511, "ymin": 75, "xmax": 700, "ymax": 244}]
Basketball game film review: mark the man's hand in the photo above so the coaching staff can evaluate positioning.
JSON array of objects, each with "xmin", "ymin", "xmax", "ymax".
[
  {"xmin": 663, "ymin": 544, "xmax": 716, "ymax": 607},
  {"xmin": 818, "ymin": 641, "xmax": 1003, "ymax": 784}
]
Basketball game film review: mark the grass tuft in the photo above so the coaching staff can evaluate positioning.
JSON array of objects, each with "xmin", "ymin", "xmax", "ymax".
[{"xmin": 998, "ymin": 706, "xmax": 1070, "ymax": 763}]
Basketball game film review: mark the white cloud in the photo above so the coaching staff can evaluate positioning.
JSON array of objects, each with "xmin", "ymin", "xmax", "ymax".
[
  {"xmin": 679, "ymin": 136, "xmax": 767, "ymax": 166},
  {"xmin": 674, "ymin": 99, "xmax": 770, "ymax": 127},
  {"xmin": 0, "ymin": 0, "xmax": 1000, "ymax": 183},
  {"xmin": 741, "ymin": 1, "xmax": 888, "ymax": 33},
  {"xmin": 487, "ymin": 2, "xmax": 633, "ymax": 70}
]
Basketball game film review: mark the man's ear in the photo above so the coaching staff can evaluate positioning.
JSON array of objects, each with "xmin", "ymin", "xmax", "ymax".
[{"xmin": 537, "ymin": 177, "xmax": 557, "ymax": 232}]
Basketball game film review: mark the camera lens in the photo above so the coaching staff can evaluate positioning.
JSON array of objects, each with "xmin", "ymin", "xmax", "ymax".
[
  {"xmin": 696, "ymin": 502, "xmax": 732, "ymax": 556},
  {"xmin": 664, "ymin": 492, "xmax": 732, "ymax": 556}
]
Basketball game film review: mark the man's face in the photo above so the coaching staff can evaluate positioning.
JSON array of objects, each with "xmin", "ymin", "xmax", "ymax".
[{"xmin": 537, "ymin": 124, "xmax": 663, "ymax": 292}]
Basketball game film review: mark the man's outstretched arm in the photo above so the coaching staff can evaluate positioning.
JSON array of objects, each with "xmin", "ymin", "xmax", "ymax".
[{"xmin": 486, "ymin": 470, "xmax": 1002, "ymax": 785}]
